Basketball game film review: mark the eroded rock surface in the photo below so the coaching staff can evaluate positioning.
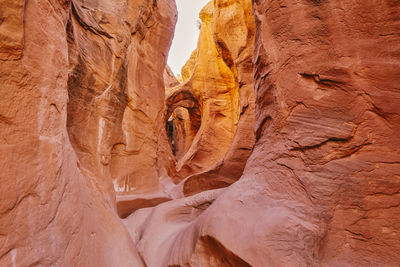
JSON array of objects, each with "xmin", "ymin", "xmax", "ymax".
[
  {"xmin": 165, "ymin": 0, "xmax": 256, "ymax": 196},
  {"xmin": 165, "ymin": 2, "xmax": 239, "ymax": 180},
  {"xmin": 178, "ymin": 0, "xmax": 256, "ymax": 196},
  {"xmin": 0, "ymin": 0, "xmax": 175, "ymax": 265},
  {"xmin": 236, "ymin": 0, "xmax": 400, "ymax": 264},
  {"xmin": 2, "ymin": 0, "xmax": 400, "ymax": 266},
  {"xmin": 67, "ymin": 0, "xmax": 177, "ymax": 198},
  {"xmin": 164, "ymin": 65, "xmax": 180, "ymax": 88},
  {"xmin": 127, "ymin": 0, "xmax": 400, "ymax": 266}
]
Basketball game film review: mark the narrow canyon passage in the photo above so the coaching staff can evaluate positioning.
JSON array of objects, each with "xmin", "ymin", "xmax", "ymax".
[{"xmin": 1, "ymin": 0, "xmax": 400, "ymax": 266}]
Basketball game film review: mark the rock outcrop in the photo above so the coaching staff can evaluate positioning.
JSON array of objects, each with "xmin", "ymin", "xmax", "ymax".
[
  {"xmin": 66, "ymin": 0, "xmax": 178, "ymax": 218},
  {"xmin": 179, "ymin": 0, "xmax": 256, "ymax": 196},
  {"xmin": 0, "ymin": 0, "xmax": 176, "ymax": 265},
  {"xmin": 126, "ymin": 0, "xmax": 400, "ymax": 266},
  {"xmin": 165, "ymin": 0, "xmax": 256, "ymax": 197},
  {"xmin": 246, "ymin": 0, "xmax": 400, "ymax": 264},
  {"xmin": 67, "ymin": 0, "xmax": 177, "ymax": 198},
  {"xmin": 166, "ymin": 2, "xmax": 240, "ymax": 180},
  {"xmin": 1, "ymin": 0, "xmax": 400, "ymax": 266},
  {"xmin": 164, "ymin": 65, "xmax": 180, "ymax": 88}
]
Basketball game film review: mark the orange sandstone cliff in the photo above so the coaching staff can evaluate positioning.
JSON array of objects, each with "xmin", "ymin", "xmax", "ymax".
[
  {"xmin": 165, "ymin": 0, "xmax": 256, "ymax": 197},
  {"xmin": 1, "ymin": 0, "xmax": 400, "ymax": 266}
]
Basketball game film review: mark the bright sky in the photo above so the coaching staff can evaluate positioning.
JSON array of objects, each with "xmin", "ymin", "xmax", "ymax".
[{"xmin": 167, "ymin": 0, "xmax": 210, "ymax": 76}]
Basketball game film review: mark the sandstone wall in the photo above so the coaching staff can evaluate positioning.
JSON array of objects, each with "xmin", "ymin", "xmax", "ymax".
[
  {"xmin": 166, "ymin": 1, "xmax": 240, "ymax": 180},
  {"xmin": 2, "ymin": 0, "xmax": 400, "ymax": 266},
  {"xmin": 67, "ymin": 0, "xmax": 177, "ymax": 197},
  {"xmin": 179, "ymin": 0, "xmax": 256, "ymax": 196},
  {"xmin": 0, "ymin": 0, "xmax": 176, "ymax": 265},
  {"xmin": 246, "ymin": 0, "xmax": 400, "ymax": 264},
  {"xmin": 165, "ymin": 0, "xmax": 256, "ymax": 197},
  {"xmin": 126, "ymin": 0, "xmax": 400, "ymax": 266}
]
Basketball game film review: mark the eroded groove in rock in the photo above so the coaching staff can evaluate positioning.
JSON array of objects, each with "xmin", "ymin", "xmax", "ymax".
[
  {"xmin": 189, "ymin": 235, "xmax": 252, "ymax": 267},
  {"xmin": 123, "ymin": 188, "xmax": 227, "ymax": 267},
  {"xmin": 117, "ymin": 195, "xmax": 171, "ymax": 219},
  {"xmin": 66, "ymin": 0, "xmax": 178, "ymax": 204}
]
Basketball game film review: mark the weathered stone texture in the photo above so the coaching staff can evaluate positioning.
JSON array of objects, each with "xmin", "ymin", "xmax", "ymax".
[
  {"xmin": 0, "ymin": 0, "xmax": 176, "ymax": 265},
  {"xmin": 127, "ymin": 0, "xmax": 400, "ymax": 266},
  {"xmin": 165, "ymin": 0, "xmax": 256, "ymax": 197},
  {"xmin": 2, "ymin": 0, "xmax": 400, "ymax": 266}
]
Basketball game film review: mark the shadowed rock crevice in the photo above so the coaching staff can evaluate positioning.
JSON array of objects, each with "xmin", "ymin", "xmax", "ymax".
[
  {"xmin": 188, "ymin": 235, "xmax": 252, "ymax": 267},
  {"xmin": 165, "ymin": 88, "xmax": 202, "ymax": 160},
  {"xmin": 166, "ymin": 107, "xmax": 201, "ymax": 160},
  {"xmin": 117, "ymin": 196, "xmax": 171, "ymax": 219}
]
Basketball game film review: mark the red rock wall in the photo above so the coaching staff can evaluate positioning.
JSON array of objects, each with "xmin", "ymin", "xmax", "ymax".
[
  {"xmin": 125, "ymin": 0, "xmax": 400, "ymax": 266},
  {"xmin": 0, "ymin": 0, "xmax": 175, "ymax": 265},
  {"xmin": 1, "ymin": 0, "xmax": 400, "ymax": 266},
  {"xmin": 67, "ymin": 0, "xmax": 177, "ymax": 197},
  {"xmin": 247, "ymin": 0, "xmax": 400, "ymax": 264}
]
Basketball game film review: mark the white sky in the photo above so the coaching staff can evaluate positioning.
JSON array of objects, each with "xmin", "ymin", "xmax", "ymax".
[{"xmin": 167, "ymin": 0, "xmax": 210, "ymax": 76}]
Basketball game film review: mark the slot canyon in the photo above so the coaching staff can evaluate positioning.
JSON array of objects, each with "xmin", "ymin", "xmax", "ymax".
[{"xmin": 1, "ymin": 0, "xmax": 400, "ymax": 266}]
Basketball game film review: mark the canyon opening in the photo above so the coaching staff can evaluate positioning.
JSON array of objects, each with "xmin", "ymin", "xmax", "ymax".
[{"xmin": 1, "ymin": 0, "xmax": 400, "ymax": 266}]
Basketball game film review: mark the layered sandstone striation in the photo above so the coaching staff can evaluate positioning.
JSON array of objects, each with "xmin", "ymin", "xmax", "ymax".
[
  {"xmin": 0, "ymin": 0, "xmax": 176, "ymax": 265},
  {"xmin": 245, "ymin": 1, "xmax": 400, "ymax": 264},
  {"xmin": 179, "ymin": 0, "xmax": 256, "ymax": 196},
  {"xmin": 165, "ymin": 2, "xmax": 240, "ymax": 180},
  {"xmin": 1, "ymin": 0, "xmax": 400, "ymax": 266},
  {"xmin": 67, "ymin": 0, "xmax": 177, "ymax": 198},
  {"xmin": 126, "ymin": 0, "xmax": 400, "ymax": 266},
  {"xmin": 66, "ymin": 0, "xmax": 178, "ymax": 218},
  {"xmin": 165, "ymin": 0, "xmax": 256, "ymax": 197}
]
